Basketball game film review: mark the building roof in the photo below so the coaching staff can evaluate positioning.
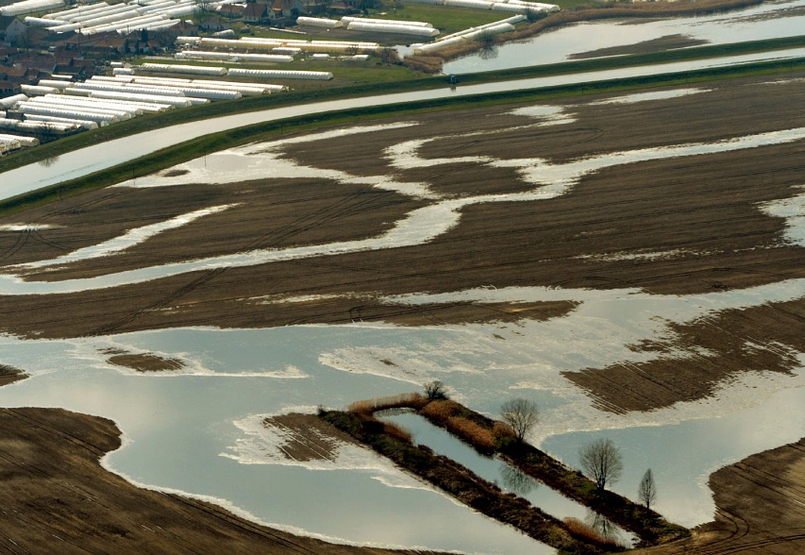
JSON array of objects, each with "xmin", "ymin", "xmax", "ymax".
[
  {"xmin": 244, "ymin": 3, "xmax": 268, "ymax": 17},
  {"xmin": 219, "ymin": 3, "xmax": 245, "ymax": 15},
  {"xmin": 0, "ymin": 15, "xmax": 19, "ymax": 29}
]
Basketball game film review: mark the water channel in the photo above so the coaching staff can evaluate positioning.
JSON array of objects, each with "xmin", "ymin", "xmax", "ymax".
[
  {"xmin": 0, "ymin": 3, "xmax": 804, "ymax": 553},
  {"xmin": 380, "ymin": 410, "xmax": 637, "ymax": 547}
]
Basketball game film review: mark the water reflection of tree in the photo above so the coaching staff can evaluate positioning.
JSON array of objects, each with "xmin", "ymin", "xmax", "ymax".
[
  {"xmin": 479, "ymin": 44, "xmax": 499, "ymax": 60},
  {"xmin": 500, "ymin": 464, "xmax": 537, "ymax": 496},
  {"xmin": 585, "ymin": 509, "xmax": 624, "ymax": 545},
  {"xmin": 477, "ymin": 30, "xmax": 499, "ymax": 61},
  {"xmin": 39, "ymin": 155, "xmax": 60, "ymax": 167}
]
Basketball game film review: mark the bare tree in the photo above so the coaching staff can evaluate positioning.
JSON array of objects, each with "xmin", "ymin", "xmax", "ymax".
[
  {"xmin": 500, "ymin": 398, "xmax": 539, "ymax": 442},
  {"xmin": 638, "ymin": 468, "xmax": 657, "ymax": 510},
  {"xmin": 423, "ymin": 380, "xmax": 448, "ymax": 400},
  {"xmin": 579, "ymin": 438, "xmax": 623, "ymax": 491}
]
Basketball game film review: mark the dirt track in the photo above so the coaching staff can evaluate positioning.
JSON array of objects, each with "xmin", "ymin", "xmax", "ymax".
[{"xmin": 1, "ymin": 71, "xmax": 805, "ymax": 553}]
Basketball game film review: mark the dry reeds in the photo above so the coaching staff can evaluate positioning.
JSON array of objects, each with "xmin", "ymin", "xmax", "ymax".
[
  {"xmin": 420, "ymin": 399, "xmax": 461, "ymax": 423},
  {"xmin": 563, "ymin": 517, "xmax": 621, "ymax": 549},
  {"xmin": 421, "ymin": 400, "xmax": 499, "ymax": 453},
  {"xmin": 348, "ymin": 392, "xmax": 426, "ymax": 417},
  {"xmin": 493, "ymin": 421, "xmax": 516, "ymax": 441},
  {"xmin": 446, "ymin": 416, "xmax": 497, "ymax": 453}
]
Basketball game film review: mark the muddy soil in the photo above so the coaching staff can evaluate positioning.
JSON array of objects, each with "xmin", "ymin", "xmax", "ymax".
[
  {"xmin": 568, "ymin": 34, "xmax": 709, "ymax": 59},
  {"xmin": 104, "ymin": 350, "xmax": 185, "ymax": 372}
]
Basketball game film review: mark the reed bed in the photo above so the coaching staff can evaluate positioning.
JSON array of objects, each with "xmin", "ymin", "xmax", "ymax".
[
  {"xmin": 348, "ymin": 392, "xmax": 427, "ymax": 416},
  {"xmin": 445, "ymin": 416, "xmax": 497, "ymax": 453},
  {"xmin": 420, "ymin": 399, "xmax": 508, "ymax": 454},
  {"xmin": 564, "ymin": 517, "xmax": 622, "ymax": 549}
]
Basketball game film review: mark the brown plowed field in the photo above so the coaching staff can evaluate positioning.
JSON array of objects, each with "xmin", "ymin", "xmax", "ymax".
[
  {"xmin": 2, "ymin": 73, "xmax": 804, "ymax": 411},
  {"xmin": 636, "ymin": 438, "xmax": 805, "ymax": 555},
  {"xmin": 1, "ymin": 71, "xmax": 805, "ymax": 553}
]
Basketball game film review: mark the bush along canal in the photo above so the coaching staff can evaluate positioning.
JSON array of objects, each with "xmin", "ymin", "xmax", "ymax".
[{"xmin": 318, "ymin": 391, "xmax": 689, "ymax": 554}]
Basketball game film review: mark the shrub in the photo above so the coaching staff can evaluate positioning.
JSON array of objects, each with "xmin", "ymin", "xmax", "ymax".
[
  {"xmin": 493, "ymin": 420, "xmax": 516, "ymax": 440},
  {"xmin": 420, "ymin": 399, "xmax": 460, "ymax": 424},
  {"xmin": 424, "ymin": 380, "xmax": 449, "ymax": 401}
]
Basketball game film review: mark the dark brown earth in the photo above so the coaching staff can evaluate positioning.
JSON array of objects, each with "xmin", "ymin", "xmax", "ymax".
[
  {"xmin": 568, "ymin": 34, "xmax": 709, "ymax": 60},
  {"xmin": 0, "ymin": 363, "xmax": 27, "ymax": 386},
  {"xmin": 0, "ymin": 407, "xmax": 437, "ymax": 555},
  {"xmin": 264, "ymin": 413, "xmax": 362, "ymax": 462},
  {"xmin": 105, "ymin": 350, "xmax": 185, "ymax": 372},
  {"xmin": 1, "ymin": 71, "xmax": 805, "ymax": 553},
  {"xmin": 636, "ymin": 438, "xmax": 805, "ymax": 555}
]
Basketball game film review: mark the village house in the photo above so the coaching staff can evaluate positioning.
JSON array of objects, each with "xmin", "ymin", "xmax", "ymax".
[
  {"xmin": 271, "ymin": 0, "xmax": 304, "ymax": 20},
  {"xmin": 52, "ymin": 57, "xmax": 95, "ymax": 79},
  {"xmin": 0, "ymin": 15, "xmax": 27, "ymax": 47},
  {"xmin": 243, "ymin": 2, "xmax": 271, "ymax": 24},
  {"xmin": 218, "ymin": 3, "xmax": 245, "ymax": 19},
  {"xmin": 0, "ymin": 79, "xmax": 20, "ymax": 97},
  {"xmin": 198, "ymin": 15, "xmax": 229, "ymax": 32}
]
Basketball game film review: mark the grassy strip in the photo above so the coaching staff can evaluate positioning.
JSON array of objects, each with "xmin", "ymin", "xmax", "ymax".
[
  {"xmin": 2, "ymin": 31, "xmax": 803, "ymax": 174},
  {"xmin": 1, "ymin": 56, "xmax": 803, "ymax": 216},
  {"xmin": 318, "ymin": 408, "xmax": 620, "ymax": 554},
  {"xmin": 338, "ymin": 394, "xmax": 689, "ymax": 548}
]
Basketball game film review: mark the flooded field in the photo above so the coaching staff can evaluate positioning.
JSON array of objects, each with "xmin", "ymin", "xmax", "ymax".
[
  {"xmin": 0, "ymin": 69, "xmax": 804, "ymax": 553},
  {"xmin": 445, "ymin": 0, "xmax": 805, "ymax": 72}
]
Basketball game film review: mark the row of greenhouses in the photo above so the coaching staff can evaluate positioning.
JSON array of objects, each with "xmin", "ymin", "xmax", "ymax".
[
  {"xmin": 18, "ymin": 0, "xmax": 239, "ymax": 35},
  {"xmin": 405, "ymin": 0, "xmax": 559, "ymax": 13},
  {"xmin": 129, "ymin": 62, "xmax": 335, "ymax": 80},
  {"xmin": 297, "ymin": 16, "xmax": 440, "ymax": 37},
  {"xmin": 0, "ymin": 133, "xmax": 39, "ymax": 154},
  {"xmin": 0, "ymin": 0, "xmax": 65, "ymax": 17},
  {"xmin": 177, "ymin": 36, "xmax": 381, "ymax": 55},
  {"xmin": 0, "ymin": 70, "xmax": 293, "ymax": 150},
  {"xmin": 413, "ymin": 15, "xmax": 525, "ymax": 54}
]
